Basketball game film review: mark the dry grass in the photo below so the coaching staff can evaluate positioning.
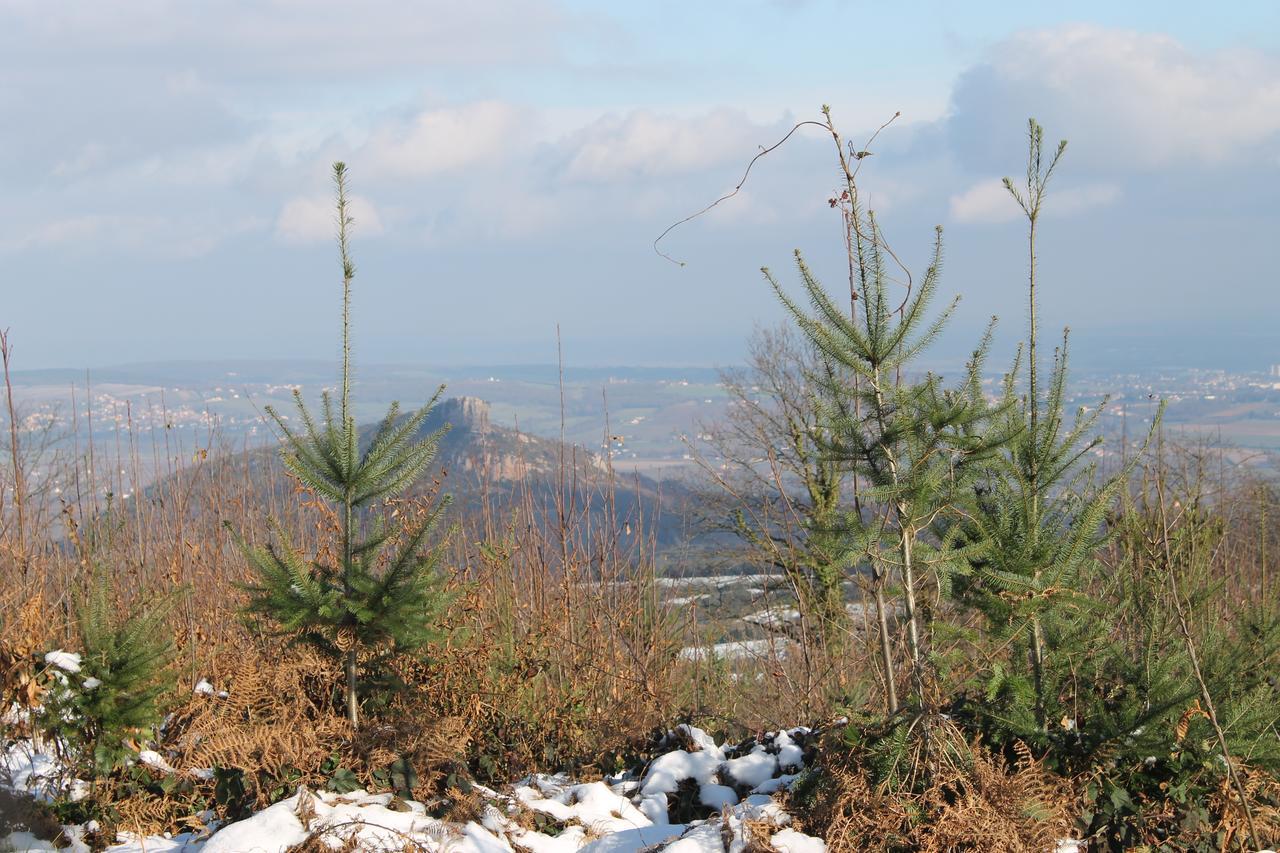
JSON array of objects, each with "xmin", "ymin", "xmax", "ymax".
[{"xmin": 791, "ymin": 724, "xmax": 1074, "ymax": 853}]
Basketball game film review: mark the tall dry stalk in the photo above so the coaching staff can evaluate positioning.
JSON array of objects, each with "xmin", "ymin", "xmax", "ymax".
[{"xmin": 2, "ymin": 329, "xmax": 27, "ymax": 576}]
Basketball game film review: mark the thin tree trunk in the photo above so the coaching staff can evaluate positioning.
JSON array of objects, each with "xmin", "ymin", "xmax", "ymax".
[
  {"xmin": 343, "ymin": 495, "xmax": 358, "ymax": 728},
  {"xmin": 870, "ymin": 364, "xmax": 923, "ymax": 709},
  {"xmin": 1025, "ymin": 179, "xmax": 1050, "ymax": 729},
  {"xmin": 869, "ymin": 356, "xmax": 922, "ymax": 707},
  {"xmin": 335, "ymin": 164, "xmax": 359, "ymax": 729},
  {"xmin": 829, "ymin": 110, "xmax": 901, "ymax": 717},
  {"xmin": 873, "ymin": 575, "xmax": 898, "ymax": 714},
  {"xmin": 898, "ymin": 517, "xmax": 925, "ymax": 706},
  {"xmin": 345, "ymin": 647, "xmax": 359, "ymax": 728},
  {"xmin": 1030, "ymin": 617, "xmax": 1045, "ymax": 727}
]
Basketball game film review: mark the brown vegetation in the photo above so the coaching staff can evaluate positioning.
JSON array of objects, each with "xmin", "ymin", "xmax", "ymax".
[{"xmin": 793, "ymin": 726, "xmax": 1073, "ymax": 852}]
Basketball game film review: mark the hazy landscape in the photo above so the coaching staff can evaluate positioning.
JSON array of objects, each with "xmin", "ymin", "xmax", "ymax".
[
  {"xmin": 9, "ymin": 358, "xmax": 1280, "ymax": 494},
  {"xmin": 4, "ymin": 4, "xmax": 1280, "ymax": 853}
]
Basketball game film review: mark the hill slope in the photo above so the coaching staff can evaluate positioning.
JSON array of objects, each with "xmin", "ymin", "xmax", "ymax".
[{"xmin": 150, "ymin": 396, "xmax": 692, "ymax": 548}]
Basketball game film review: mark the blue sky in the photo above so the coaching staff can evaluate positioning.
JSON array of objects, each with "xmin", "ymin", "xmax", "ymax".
[{"xmin": 3, "ymin": 1, "xmax": 1279, "ymax": 370}]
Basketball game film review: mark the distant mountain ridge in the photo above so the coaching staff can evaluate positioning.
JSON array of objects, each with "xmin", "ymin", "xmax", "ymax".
[
  {"xmin": 148, "ymin": 395, "xmax": 689, "ymax": 547},
  {"xmin": 387, "ymin": 395, "xmax": 610, "ymax": 485},
  {"xmin": 379, "ymin": 396, "xmax": 686, "ymax": 544}
]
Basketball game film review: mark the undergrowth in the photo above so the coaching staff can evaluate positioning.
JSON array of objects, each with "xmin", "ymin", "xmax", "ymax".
[{"xmin": 788, "ymin": 718, "xmax": 1073, "ymax": 852}]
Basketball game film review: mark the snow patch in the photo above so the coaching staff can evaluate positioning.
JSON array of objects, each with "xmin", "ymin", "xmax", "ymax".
[
  {"xmin": 698, "ymin": 783, "xmax": 737, "ymax": 810},
  {"xmin": 678, "ymin": 639, "xmax": 787, "ymax": 662},
  {"xmin": 137, "ymin": 751, "xmax": 175, "ymax": 774},
  {"xmin": 771, "ymin": 827, "xmax": 826, "ymax": 853},
  {"xmin": 723, "ymin": 748, "xmax": 777, "ymax": 789},
  {"xmin": 1, "ymin": 723, "xmax": 825, "ymax": 853},
  {"xmin": 43, "ymin": 651, "xmax": 81, "ymax": 674}
]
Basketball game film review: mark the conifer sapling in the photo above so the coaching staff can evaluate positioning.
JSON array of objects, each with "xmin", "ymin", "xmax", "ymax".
[
  {"xmin": 42, "ymin": 568, "xmax": 176, "ymax": 780},
  {"xmin": 768, "ymin": 115, "xmax": 1013, "ymax": 711},
  {"xmin": 955, "ymin": 120, "xmax": 1159, "ymax": 735},
  {"xmin": 236, "ymin": 162, "xmax": 454, "ymax": 728}
]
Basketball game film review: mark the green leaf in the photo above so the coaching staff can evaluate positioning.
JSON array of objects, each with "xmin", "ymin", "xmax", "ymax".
[
  {"xmin": 389, "ymin": 756, "xmax": 418, "ymax": 799},
  {"xmin": 328, "ymin": 767, "xmax": 362, "ymax": 794}
]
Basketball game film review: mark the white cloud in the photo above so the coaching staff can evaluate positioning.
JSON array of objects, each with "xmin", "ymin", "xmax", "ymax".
[
  {"xmin": 4, "ymin": 19, "xmax": 1269, "ymax": 276},
  {"xmin": 564, "ymin": 110, "xmax": 773, "ymax": 183},
  {"xmin": 0, "ymin": 213, "xmax": 267, "ymax": 257},
  {"xmin": 359, "ymin": 101, "xmax": 528, "ymax": 180},
  {"xmin": 948, "ymin": 180, "xmax": 1019, "ymax": 224},
  {"xmin": 312, "ymin": 105, "xmax": 814, "ymax": 244},
  {"xmin": 51, "ymin": 143, "xmax": 109, "ymax": 179},
  {"xmin": 1047, "ymin": 183, "xmax": 1121, "ymax": 216},
  {"xmin": 2, "ymin": 215, "xmax": 109, "ymax": 250},
  {"xmin": 0, "ymin": 1, "xmax": 568, "ymax": 76},
  {"xmin": 949, "ymin": 178, "xmax": 1120, "ymax": 224},
  {"xmin": 276, "ymin": 194, "xmax": 384, "ymax": 243},
  {"xmin": 950, "ymin": 25, "xmax": 1280, "ymax": 170}
]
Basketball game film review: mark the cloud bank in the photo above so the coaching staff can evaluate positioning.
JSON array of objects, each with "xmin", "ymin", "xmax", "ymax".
[{"xmin": 2, "ymin": 7, "xmax": 1277, "ymax": 367}]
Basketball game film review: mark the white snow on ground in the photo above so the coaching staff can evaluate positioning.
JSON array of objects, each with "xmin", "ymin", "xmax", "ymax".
[
  {"xmin": 199, "ymin": 787, "xmax": 446, "ymax": 853},
  {"xmin": 137, "ymin": 750, "xmax": 177, "ymax": 774},
  {"xmin": 654, "ymin": 575, "xmax": 776, "ymax": 590},
  {"xmin": 0, "ymin": 831, "xmax": 59, "ymax": 851},
  {"xmin": 722, "ymin": 747, "xmax": 777, "ymax": 789},
  {"xmin": 1, "ymin": 724, "xmax": 825, "ymax": 853},
  {"xmin": 741, "ymin": 608, "xmax": 800, "ymax": 631},
  {"xmin": 771, "ymin": 827, "xmax": 826, "ymax": 853},
  {"xmin": 697, "ymin": 784, "xmax": 737, "ymax": 810},
  {"xmin": 1, "ymin": 741, "xmax": 65, "ymax": 801},
  {"xmin": 640, "ymin": 738, "xmax": 725, "ymax": 796},
  {"xmin": 668, "ymin": 595, "xmax": 712, "ymax": 607},
  {"xmin": 677, "ymin": 639, "xmax": 787, "ymax": 662},
  {"xmin": 773, "ymin": 730, "xmax": 804, "ymax": 771},
  {"xmin": 0, "ymin": 722, "xmax": 1099, "ymax": 853}
]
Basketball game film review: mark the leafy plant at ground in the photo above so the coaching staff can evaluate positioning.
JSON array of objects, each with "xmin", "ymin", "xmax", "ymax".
[
  {"xmin": 948, "ymin": 120, "xmax": 1159, "ymax": 747},
  {"xmin": 741, "ymin": 110, "xmax": 1280, "ymax": 850},
  {"xmin": 1059, "ymin": 457, "xmax": 1280, "ymax": 850},
  {"xmin": 789, "ymin": 719, "xmax": 1073, "ymax": 852},
  {"xmin": 941, "ymin": 121, "xmax": 1280, "ymax": 850}
]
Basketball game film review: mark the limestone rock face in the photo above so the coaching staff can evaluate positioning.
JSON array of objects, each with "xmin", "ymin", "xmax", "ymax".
[
  {"xmin": 426, "ymin": 396, "xmax": 546, "ymax": 480},
  {"xmin": 435, "ymin": 396, "xmax": 491, "ymax": 435}
]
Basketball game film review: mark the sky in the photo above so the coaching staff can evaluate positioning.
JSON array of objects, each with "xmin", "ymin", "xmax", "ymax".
[{"xmin": 3, "ymin": 0, "xmax": 1280, "ymax": 372}]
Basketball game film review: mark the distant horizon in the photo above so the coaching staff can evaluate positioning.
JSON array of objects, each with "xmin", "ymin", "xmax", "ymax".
[{"xmin": 8, "ymin": 325, "xmax": 1278, "ymax": 380}]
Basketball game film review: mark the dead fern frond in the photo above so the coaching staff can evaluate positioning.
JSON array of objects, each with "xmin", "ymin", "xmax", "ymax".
[{"xmin": 792, "ymin": 732, "xmax": 1074, "ymax": 853}]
